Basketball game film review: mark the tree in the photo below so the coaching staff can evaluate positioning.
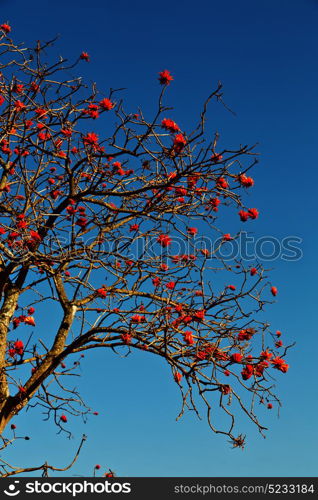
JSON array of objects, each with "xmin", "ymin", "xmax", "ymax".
[{"xmin": 0, "ymin": 23, "xmax": 291, "ymax": 477}]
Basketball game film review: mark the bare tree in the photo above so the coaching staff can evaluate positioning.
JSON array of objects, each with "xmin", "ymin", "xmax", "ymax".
[{"xmin": 0, "ymin": 23, "xmax": 291, "ymax": 476}]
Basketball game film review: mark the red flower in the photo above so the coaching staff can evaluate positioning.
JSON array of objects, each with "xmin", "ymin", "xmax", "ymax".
[
  {"xmin": 96, "ymin": 288, "xmax": 107, "ymax": 298},
  {"xmin": 219, "ymin": 384, "xmax": 231, "ymax": 395},
  {"xmin": 174, "ymin": 372, "xmax": 182, "ymax": 383},
  {"xmin": 11, "ymin": 424, "xmax": 16, "ymax": 430},
  {"xmin": 275, "ymin": 340, "xmax": 283, "ymax": 348},
  {"xmin": 66, "ymin": 205, "xmax": 77, "ymax": 216},
  {"xmin": 152, "ymin": 277, "xmax": 161, "ymax": 287},
  {"xmin": 99, "ymin": 98, "xmax": 114, "ymax": 110},
  {"xmin": 187, "ymin": 227, "xmax": 197, "ymax": 236},
  {"xmin": 193, "ymin": 310, "xmax": 205, "ymax": 321},
  {"xmin": 183, "ymin": 331, "xmax": 195, "ymax": 345},
  {"xmin": 223, "ymin": 233, "xmax": 232, "ymax": 241},
  {"xmin": 237, "ymin": 328, "xmax": 255, "ymax": 341},
  {"xmin": 0, "ymin": 95, "xmax": 5, "ymax": 106},
  {"xmin": 238, "ymin": 210, "xmax": 249, "ymax": 222},
  {"xmin": 8, "ymin": 348, "xmax": 16, "ymax": 357},
  {"xmin": 254, "ymin": 361, "xmax": 269, "ymax": 377},
  {"xmin": 30, "ymin": 82, "xmax": 40, "ymax": 93},
  {"xmin": 180, "ymin": 315, "xmax": 192, "ymax": 325},
  {"xmin": 230, "ymin": 352, "xmax": 243, "ymax": 363},
  {"xmin": 14, "ymin": 100, "xmax": 26, "ymax": 111},
  {"xmin": 35, "ymin": 107, "xmax": 47, "ymax": 119},
  {"xmin": 158, "ymin": 69, "xmax": 173, "ymax": 85},
  {"xmin": 161, "ymin": 118, "xmax": 180, "ymax": 133},
  {"xmin": 241, "ymin": 364, "xmax": 253, "ymax": 380},
  {"xmin": 187, "ymin": 174, "xmax": 200, "ymax": 188},
  {"xmin": 211, "ymin": 153, "xmax": 223, "ymax": 162},
  {"xmin": 157, "ymin": 234, "xmax": 172, "ymax": 247},
  {"xmin": 166, "ymin": 281, "xmax": 176, "ymax": 290},
  {"xmin": 14, "ymin": 340, "xmax": 24, "ymax": 351},
  {"xmin": 61, "ymin": 128, "xmax": 72, "ymax": 137},
  {"xmin": 250, "ymin": 267, "xmax": 257, "ymax": 276},
  {"xmin": 24, "ymin": 316, "xmax": 35, "ymax": 326},
  {"xmin": 175, "ymin": 187, "xmax": 187, "ymax": 197},
  {"xmin": 29, "ymin": 230, "xmax": 41, "ymax": 241},
  {"xmin": 60, "ymin": 415, "xmax": 68, "ymax": 423},
  {"xmin": 201, "ymin": 249, "xmax": 210, "ymax": 257},
  {"xmin": 196, "ymin": 351, "xmax": 207, "ymax": 361},
  {"xmin": 227, "ymin": 285, "xmax": 236, "ymax": 291},
  {"xmin": 83, "ymin": 132, "xmax": 99, "ymax": 146},
  {"xmin": 95, "ymin": 465, "xmax": 101, "ymax": 470},
  {"xmin": 80, "ymin": 51, "xmax": 90, "ymax": 62},
  {"xmin": 271, "ymin": 356, "xmax": 289, "ymax": 373},
  {"xmin": 0, "ymin": 23, "xmax": 11, "ymax": 33},
  {"xmin": 173, "ymin": 133, "xmax": 187, "ymax": 150},
  {"xmin": 248, "ymin": 208, "xmax": 259, "ymax": 219},
  {"xmin": 271, "ymin": 286, "xmax": 278, "ymax": 296},
  {"xmin": 207, "ymin": 197, "xmax": 221, "ymax": 212},
  {"xmin": 131, "ymin": 314, "xmax": 146, "ymax": 323},
  {"xmin": 224, "ymin": 369, "xmax": 230, "ymax": 377},
  {"xmin": 11, "ymin": 340, "xmax": 24, "ymax": 356},
  {"xmin": 260, "ymin": 350, "xmax": 272, "ymax": 361},
  {"xmin": 12, "ymin": 318, "xmax": 20, "ymax": 329},
  {"xmin": 8, "ymin": 231, "xmax": 19, "ymax": 240},
  {"xmin": 38, "ymin": 131, "xmax": 51, "ymax": 141},
  {"xmin": 50, "ymin": 190, "xmax": 62, "ymax": 200},
  {"xmin": 276, "ymin": 330, "xmax": 282, "ymax": 337},
  {"xmin": 85, "ymin": 103, "xmax": 99, "ymax": 119},
  {"xmin": 121, "ymin": 333, "xmax": 132, "ymax": 345},
  {"xmin": 238, "ymin": 174, "xmax": 254, "ymax": 187},
  {"xmin": 267, "ymin": 403, "xmax": 273, "ymax": 409},
  {"xmin": 216, "ymin": 177, "xmax": 228, "ymax": 189},
  {"xmin": 129, "ymin": 224, "xmax": 139, "ymax": 232}
]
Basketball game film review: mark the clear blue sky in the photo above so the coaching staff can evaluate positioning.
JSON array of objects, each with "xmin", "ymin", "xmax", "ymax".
[{"xmin": 2, "ymin": 0, "xmax": 317, "ymax": 477}]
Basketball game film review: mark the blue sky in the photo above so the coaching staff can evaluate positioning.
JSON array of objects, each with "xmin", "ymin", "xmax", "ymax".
[{"xmin": 1, "ymin": 0, "xmax": 318, "ymax": 477}]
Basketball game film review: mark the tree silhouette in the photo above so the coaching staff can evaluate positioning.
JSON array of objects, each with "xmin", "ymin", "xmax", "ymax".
[{"xmin": 0, "ymin": 23, "xmax": 291, "ymax": 476}]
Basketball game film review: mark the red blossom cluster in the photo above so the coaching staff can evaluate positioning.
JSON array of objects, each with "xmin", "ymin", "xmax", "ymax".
[
  {"xmin": 157, "ymin": 234, "xmax": 172, "ymax": 247},
  {"xmin": 0, "ymin": 23, "xmax": 11, "ymax": 34},
  {"xmin": 96, "ymin": 288, "xmax": 107, "ymax": 298},
  {"xmin": 158, "ymin": 69, "xmax": 173, "ymax": 85},
  {"xmin": 238, "ymin": 208, "xmax": 259, "ymax": 222},
  {"xmin": 271, "ymin": 357, "xmax": 289, "ymax": 373},
  {"xmin": 12, "ymin": 309, "xmax": 36, "ymax": 329},
  {"xmin": 8, "ymin": 340, "xmax": 24, "ymax": 358},
  {"xmin": 237, "ymin": 328, "xmax": 255, "ymax": 341},
  {"xmin": 238, "ymin": 174, "xmax": 254, "ymax": 187},
  {"xmin": 80, "ymin": 52, "xmax": 90, "ymax": 62},
  {"xmin": 161, "ymin": 118, "xmax": 180, "ymax": 133}
]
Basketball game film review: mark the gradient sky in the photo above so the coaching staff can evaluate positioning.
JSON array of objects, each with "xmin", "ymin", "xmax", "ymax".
[{"xmin": 1, "ymin": 0, "xmax": 317, "ymax": 477}]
